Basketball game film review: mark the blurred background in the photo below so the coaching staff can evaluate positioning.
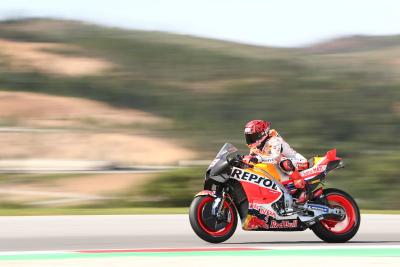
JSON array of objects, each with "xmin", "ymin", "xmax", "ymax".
[{"xmin": 0, "ymin": 0, "xmax": 399, "ymax": 213}]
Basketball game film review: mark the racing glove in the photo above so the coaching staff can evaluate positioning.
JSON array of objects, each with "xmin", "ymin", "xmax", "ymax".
[{"xmin": 242, "ymin": 155, "xmax": 260, "ymax": 165}]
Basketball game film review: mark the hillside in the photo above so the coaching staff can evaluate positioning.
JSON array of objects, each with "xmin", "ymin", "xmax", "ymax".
[
  {"xmin": 306, "ymin": 34, "xmax": 400, "ymax": 54},
  {"xmin": 0, "ymin": 18, "xmax": 399, "ymax": 209}
]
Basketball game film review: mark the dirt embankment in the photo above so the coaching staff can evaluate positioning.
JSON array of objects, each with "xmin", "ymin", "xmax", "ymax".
[
  {"xmin": 0, "ymin": 39, "xmax": 113, "ymax": 76},
  {"xmin": 0, "ymin": 91, "xmax": 195, "ymax": 165},
  {"xmin": 0, "ymin": 91, "xmax": 169, "ymax": 128}
]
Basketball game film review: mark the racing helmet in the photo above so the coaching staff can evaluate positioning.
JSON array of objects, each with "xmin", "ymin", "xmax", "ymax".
[{"xmin": 244, "ymin": 120, "xmax": 271, "ymax": 148}]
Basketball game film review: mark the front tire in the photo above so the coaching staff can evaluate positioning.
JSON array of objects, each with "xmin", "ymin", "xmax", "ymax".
[
  {"xmin": 189, "ymin": 195, "xmax": 238, "ymax": 243},
  {"xmin": 311, "ymin": 188, "xmax": 360, "ymax": 243}
]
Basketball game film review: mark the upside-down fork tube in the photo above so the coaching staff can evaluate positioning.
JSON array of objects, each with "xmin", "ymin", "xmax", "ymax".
[
  {"xmin": 211, "ymin": 195, "xmax": 223, "ymax": 216},
  {"xmin": 195, "ymin": 190, "xmax": 223, "ymax": 216}
]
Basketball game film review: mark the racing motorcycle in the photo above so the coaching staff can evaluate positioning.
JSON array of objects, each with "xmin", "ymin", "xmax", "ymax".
[{"xmin": 189, "ymin": 143, "xmax": 360, "ymax": 243}]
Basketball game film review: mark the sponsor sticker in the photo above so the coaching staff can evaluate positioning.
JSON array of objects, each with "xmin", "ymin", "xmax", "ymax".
[
  {"xmin": 308, "ymin": 204, "xmax": 329, "ymax": 213},
  {"xmin": 249, "ymin": 203, "xmax": 277, "ymax": 217},
  {"xmin": 230, "ymin": 167, "xmax": 279, "ymax": 191},
  {"xmin": 301, "ymin": 164, "xmax": 327, "ymax": 177},
  {"xmin": 269, "ymin": 219, "xmax": 298, "ymax": 229}
]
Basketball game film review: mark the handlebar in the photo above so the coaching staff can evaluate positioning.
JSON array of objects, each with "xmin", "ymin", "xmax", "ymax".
[{"xmin": 228, "ymin": 154, "xmax": 251, "ymax": 168}]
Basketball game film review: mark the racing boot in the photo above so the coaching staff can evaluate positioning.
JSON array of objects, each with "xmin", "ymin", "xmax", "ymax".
[
  {"xmin": 290, "ymin": 170, "xmax": 308, "ymax": 204},
  {"xmin": 295, "ymin": 190, "xmax": 308, "ymax": 204}
]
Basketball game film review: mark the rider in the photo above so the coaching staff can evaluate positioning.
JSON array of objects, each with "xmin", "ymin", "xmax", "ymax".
[{"xmin": 242, "ymin": 120, "xmax": 309, "ymax": 203}]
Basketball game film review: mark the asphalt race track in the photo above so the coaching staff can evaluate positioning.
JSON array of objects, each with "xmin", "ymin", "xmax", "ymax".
[{"xmin": 0, "ymin": 214, "xmax": 398, "ymax": 251}]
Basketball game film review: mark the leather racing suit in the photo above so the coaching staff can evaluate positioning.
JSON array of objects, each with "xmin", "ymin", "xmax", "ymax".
[
  {"xmin": 244, "ymin": 125, "xmax": 310, "ymax": 203},
  {"xmin": 249, "ymin": 129, "xmax": 308, "ymax": 175}
]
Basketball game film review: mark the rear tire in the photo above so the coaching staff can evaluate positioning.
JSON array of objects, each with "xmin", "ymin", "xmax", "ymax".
[
  {"xmin": 311, "ymin": 188, "xmax": 360, "ymax": 243},
  {"xmin": 189, "ymin": 195, "xmax": 238, "ymax": 243}
]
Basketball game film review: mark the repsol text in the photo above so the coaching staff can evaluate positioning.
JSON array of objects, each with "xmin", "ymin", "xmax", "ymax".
[{"xmin": 230, "ymin": 167, "xmax": 279, "ymax": 190}]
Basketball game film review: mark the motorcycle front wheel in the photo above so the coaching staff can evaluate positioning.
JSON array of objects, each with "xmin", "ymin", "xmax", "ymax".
[
  {"xmin": 311, "ymin": 188, "xmax": 360, "ymax": 243},
  {"xmin": 189, "ymin": 195, "xmax": 238, "ymax": 243}
]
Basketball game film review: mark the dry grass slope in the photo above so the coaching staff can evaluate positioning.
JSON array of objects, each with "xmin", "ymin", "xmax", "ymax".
[{"xmin": 0, "ymin": 39, "xmax": 113, "ymax": 76}]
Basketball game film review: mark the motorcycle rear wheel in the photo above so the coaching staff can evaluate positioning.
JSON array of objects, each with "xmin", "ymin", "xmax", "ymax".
[
  {"xmin": 311, "ymin": 188, "xmax": 360, "ymax": 243},
  {"xmin": 189, "ymin": 195, "xmax": 238, "ymax": 243}
]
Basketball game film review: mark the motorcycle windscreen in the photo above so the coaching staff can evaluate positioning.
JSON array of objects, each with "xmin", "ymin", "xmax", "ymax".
[{"xmin": 207, "ymin": 143, "xmax": 238, "ymax": 172}]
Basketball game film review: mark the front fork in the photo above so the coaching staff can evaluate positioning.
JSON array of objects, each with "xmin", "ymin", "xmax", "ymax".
[
  {"xmin": 211, "ymin": 191, "xmax": 226, "ymax": 221},
  {"xmin": 195, "ymin": 189, "xmax": 230, "ymax": 222}
]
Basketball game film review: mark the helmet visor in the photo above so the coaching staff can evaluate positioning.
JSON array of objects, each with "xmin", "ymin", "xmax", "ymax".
[{"xmin": 245, "ymin": 132, "xmax": 265, "ymax": 145}]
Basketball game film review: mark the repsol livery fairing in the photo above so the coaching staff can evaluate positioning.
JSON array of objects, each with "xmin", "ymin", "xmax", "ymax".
[{"xmin": 189, "ymin": 143, "xmax": 360, "ymax": 244}]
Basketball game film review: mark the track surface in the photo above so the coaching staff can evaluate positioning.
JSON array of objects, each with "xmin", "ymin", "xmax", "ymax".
[{"xmin": 0, "ymin": 214, "xmax": 398, "ymax": 251}]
